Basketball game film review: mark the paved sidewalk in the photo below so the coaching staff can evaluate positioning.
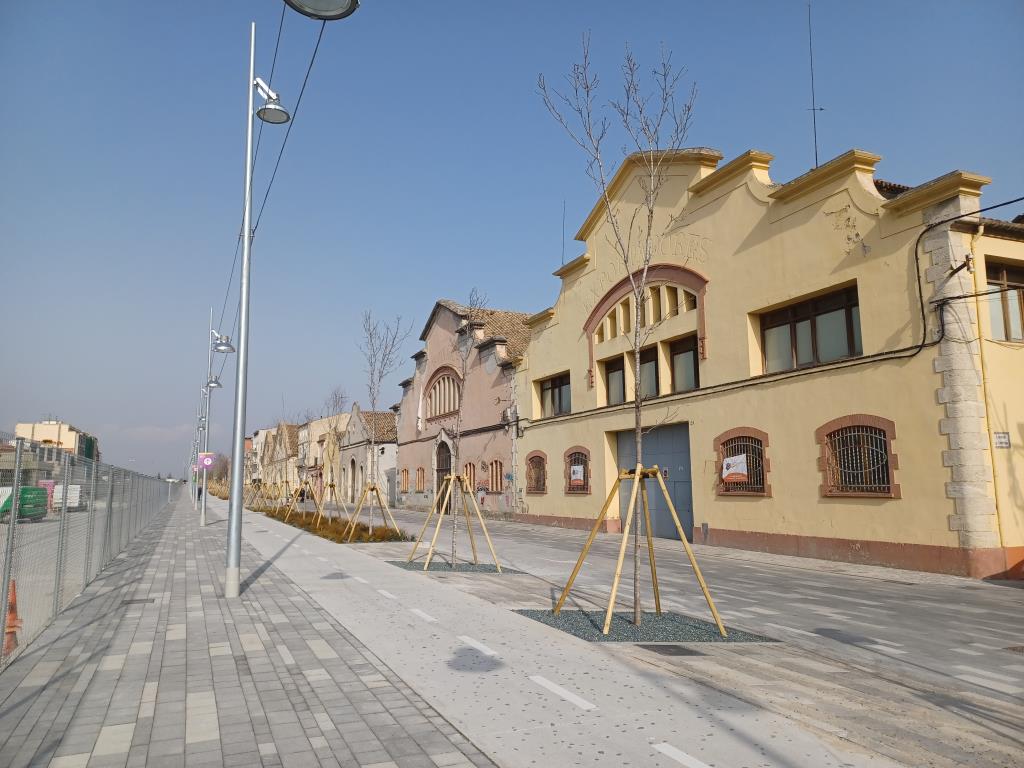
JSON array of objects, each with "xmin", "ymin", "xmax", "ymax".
[{"xmin": 0, "ymin": 498, "xmax": 494, "ymax": 768}]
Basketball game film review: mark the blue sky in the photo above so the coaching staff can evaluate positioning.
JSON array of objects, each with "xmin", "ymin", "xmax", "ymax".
[{"xmin": 2, "ymin": 0, "xmax": 1022, "ymax": 475}]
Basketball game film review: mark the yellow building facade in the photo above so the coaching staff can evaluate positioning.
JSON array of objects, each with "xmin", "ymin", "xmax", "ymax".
[{"xmin": 516, "ymin": 148, "xmax": 1024, "ymax": 579}]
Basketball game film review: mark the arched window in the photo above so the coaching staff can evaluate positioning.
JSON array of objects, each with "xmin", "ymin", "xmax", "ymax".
[
  {"xmin": 564, "ymin": 447, "xmax": 590, "ymax": 495},
  {"xmin": 426, "ymin": 371, "xmax": 461, "ymax": 418},
  {"xmin": 816, "ymin": 415, "xmax": 900, "ymax": 498},
  {"xmin": 400, "ymin": 468, "xmax": 409, "ymax": 493},
  {"xmin": 415, "ymin": 467, "xmax": 425, "ymax": 493},
  {"xmin": 713, "ymin": 428, "xmax": 771, "ymax": 496},
  {"xmin": 526, "ymin": 451, "xmax": 547, "ymax": 494},
  {"xmin": 463, "ymin": 461, "xmax": 476, "ymax": 490},
  {"xmin": 488, "ymin": 460, "xmax": 504, "ymax": 494}
]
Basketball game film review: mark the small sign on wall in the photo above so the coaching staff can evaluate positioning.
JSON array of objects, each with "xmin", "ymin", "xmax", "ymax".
[
  {"xmin": 993, "ymin": 432, "xmax": 1011, "ymax": 449},
  {"xmin": 569, "ymin": 464, "xmax": 585, "ymax": 489},
  {"xmin": 721, "ymin": 454, "xmax": 748, "ymax": 483}
]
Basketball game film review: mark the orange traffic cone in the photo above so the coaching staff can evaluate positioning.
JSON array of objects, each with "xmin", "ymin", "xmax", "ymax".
[{"xmin": 3, "ymin": 580, "xmax": 22, "ymax": 656}]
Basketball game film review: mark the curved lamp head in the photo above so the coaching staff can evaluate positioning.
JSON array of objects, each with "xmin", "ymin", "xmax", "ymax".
[
  {"xmin": 256, "ymin": 98, "xmax": 290, "ymax": 125},
  {"xmin": 283, "ymin": 0, "xmax": 359, "ymax": 21},
  {"xmin": 213, "ymin": 335, "xmax": 235, "ymax": 354},
  {"xmin": 207, "ymin": 376, "xmax": 223, "ymax": 390}
]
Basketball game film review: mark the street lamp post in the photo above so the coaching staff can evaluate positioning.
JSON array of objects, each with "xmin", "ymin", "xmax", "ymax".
[
  {"xmin": 200, "ymin": 308, "xmax": 231, "ymax": 528},
  {"xmin": 225, "ymin": 3, "xmax": 359, "ymax": 599}
]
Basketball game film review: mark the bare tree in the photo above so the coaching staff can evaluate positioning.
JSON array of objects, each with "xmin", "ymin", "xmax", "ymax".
[
  {"xmin": 539, "ymin": 35, "xmax": 696, "ymax": 625},
  {"xmin": 360, "ymin": 311, "xmax": 411, "ymax": 533},
  {"xmin": 448, "ymin": 289, "xmax": 488, "ymax": 565},
  {"xmin": 319, "ymin": 386, "xmax": 349, "ymax": 512}
]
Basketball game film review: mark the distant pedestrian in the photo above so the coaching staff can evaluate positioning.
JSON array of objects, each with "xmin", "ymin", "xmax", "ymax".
[{"xmin": 196, "ymin": 486, "xmax": 203, "ymax": 502}]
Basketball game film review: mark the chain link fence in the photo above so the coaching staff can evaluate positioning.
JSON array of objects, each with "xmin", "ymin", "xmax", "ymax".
[{"xmin": 0, "ymin": 432, "xmax": 179, "ymax": 671}]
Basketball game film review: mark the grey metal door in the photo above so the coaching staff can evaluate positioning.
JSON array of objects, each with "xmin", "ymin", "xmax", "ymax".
[{"xmin": 616, "ymin": 424, "xmax": 693, "ymax": 541}]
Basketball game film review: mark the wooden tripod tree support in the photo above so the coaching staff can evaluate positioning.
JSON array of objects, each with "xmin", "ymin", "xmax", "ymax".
[
  {"xmin": 343, "ymin": 483, "xmax": 401, "ymax": 541},
  {"xmin": 283, "ymin": 479, "xmax": 319, "ymax": 522},
  {"xmin": 313, "ymin": 482, "xmax": 349, "ymax": 528},
  {"xmin": 407, "ymin": 474, "xmax": 502, "ymax": 573},
  {"xmin": 553, "ymin": 464, "xmax": 727, "ymax": 638}
]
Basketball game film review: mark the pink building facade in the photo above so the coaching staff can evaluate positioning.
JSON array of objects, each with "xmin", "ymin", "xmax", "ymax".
[{"xmin": 396, "ymin": 300, "xmax": 529, "ymax": 514}]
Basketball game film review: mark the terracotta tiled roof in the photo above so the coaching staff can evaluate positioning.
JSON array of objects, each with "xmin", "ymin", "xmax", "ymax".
[
  {"xmin": 432, "ymin": 299, "xmax": 531, "ymax": 359},
  {"xmin": 363, "ymin": 411, "xmax": 397, "ymax": 443},
  {"xmin": 874, "ymin": 179, "xmax": 911, "ymax": 199}
]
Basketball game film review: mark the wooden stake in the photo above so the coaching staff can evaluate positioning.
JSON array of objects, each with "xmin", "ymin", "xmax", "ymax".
[
  {"xmin": 639, "ymin": 480, "xmax": 662, "ymax": 616},
  {"xmin": 423, "ymin": 476, "xmax": 454, "ymax": 569},
  {"xmin": 553, "ymin": 477, "xmax": 621, "ymax": 614},
  {"xmin": 344, "ymin": 485, "xmax": 371, "ymax": 542},
  {"xmin": 407, "ymin": 481, "xmax": 443, "ymax": 562},
  {"xmin": 653, "ymin": 467, "xmax": 727, "ymax": 637},
  {"xmin": 464, "ymin": 477, "xmax": 501, "ymax": 573},
  {"xmin": 458, "ymin": 477, "xmax": 479, "ymax": 564},
  {"xmin": 602, "ymin": 464, "xmax": 642, "ymax": 635}
]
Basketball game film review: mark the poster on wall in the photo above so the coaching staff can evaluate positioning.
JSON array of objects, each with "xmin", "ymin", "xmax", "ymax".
[
  {"xmin": 570, "ymin": 464, "xmax": 585, "ymax": 489},
  {"xmin": 721, "ymin": 454, "xmax": 748, "ymax": 483}
]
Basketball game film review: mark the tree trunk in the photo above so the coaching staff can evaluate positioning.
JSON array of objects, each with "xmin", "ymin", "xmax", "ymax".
[{"xmin": 633, "ymin": 294, "xmax": 643, "ymax": 627}]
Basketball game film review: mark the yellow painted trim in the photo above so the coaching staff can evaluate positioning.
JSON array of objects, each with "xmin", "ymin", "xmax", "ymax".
[
  {"xmin": 689, "ymin": 150, "xmax": 773, "ymax": 197},
  {"xmin": 574, "ymin": 149, "xmax": 722, "ymax": 242},
  {"xmin": 882, "ymin": 170, "xmax": 991, "ymax": 216},
  {"xmin": 769, "ymin": 149, "xmax": 882, "ymax": 203},
  {"xmin": 553, "ymin": 252, "xmax": 590, "ymax": 279},
  {"xmin": 526, "ymin": 307, "xmax": 555, "ymax": 327}
]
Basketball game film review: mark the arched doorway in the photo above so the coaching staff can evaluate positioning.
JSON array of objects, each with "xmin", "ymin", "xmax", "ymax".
[
  {"xmin": 349, "ymin": 458, "xmax": 357, "ymax": 503},
  {"xmin": 436, "ymin": 442, "xmax": 452, "ymax": 513}
]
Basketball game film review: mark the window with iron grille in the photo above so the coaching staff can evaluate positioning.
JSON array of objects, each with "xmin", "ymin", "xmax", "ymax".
[
  {"xmin": 565, "ymin": 449, "xmax": 590, "ymax": 494},
  {"xmin": 816, "ymin": 416, "xmax": 899, "ymax": 498},
  {"xmin": 719, "ymin": 436, "xmax": 765, "ymax": 494},
  {"xmin": 526, "ymin": 453, "xmax": 546, "ymax": 494},
  {"xmin": 713, "ymin": 427, "xmax": 771, "ymax": 497},
  {"xmin": 400, "ymin": 468, "xmax": 409, "ymax": 493},
  {"xmin": 488, "ymin": 460, "xmax": 504, "ymax": 493},
  {"xmin": 415, "ymin": 467, "xmax": 425, "ymax": 493},
  {"xmin": 464, "ymin": 461, "xmax": 476, "ymax": 490}
]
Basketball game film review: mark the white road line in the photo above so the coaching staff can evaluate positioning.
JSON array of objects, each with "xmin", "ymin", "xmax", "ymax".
[
  {"xmin": 868, "ymin": 637, "xmax": 902, "ymax": 647},
  {"xmin": 953, "ymin": 674, "xmax": 1023, "ymax": 695},
  {"xmin": 529, "ymin": 675, "xmax": 596, "ymax": 711},
  {"xmin": 458, "ymin": 636, "xmax": 497, "ymax": 656},
  {"xmin": 765, "ymin": 622, "xmax": 819, "ymax": 638},
  {"xmin": 317, "ymin": 557, "xmax": 329, "ymax": 563},
  {"xmin": 951, "ymin": 648, "xmax": 984, "ymax": 656},
  {"xmin": 953, "ymin": 664, "xmax": 1022, "ymax": 684},
  {"xmin": 353, "ymin": 576, "xmax": 368, "ymax": 584},
  {"xmin": 378, "ymin": 589, "xmax": 398, "ymax": 600},
  {"xmin": 652, "ymin": 742, "xmax": 712, "ymax": 768},
  {"xmin": 1004, "ymin": 664, "xmax": 1024, "ymax": 674},
  {"xmin": 409, "ymin": 608, "xmax": 437, "ymax": 623}
]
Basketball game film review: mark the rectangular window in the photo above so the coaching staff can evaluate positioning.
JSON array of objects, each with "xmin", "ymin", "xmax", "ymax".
[
  {"xmin": 666, "ymin": 286, "xmax": 679, "ymax": 318},
  {"xmin": 988, "ymin": 263, "xmax": 1024, "ymax": 342},
  {"xmin": 639, "ymin": 347, "xmax": 659, "ymax": 399},
  {"xmin": 620, "ymin": 299, "xmax": 631, "ymax": 335},
  {"xmin": 650, "ymin": 287, "xmax": 662, "ymax": 324},
  {"xmin": 540, "ymin": 374, "xmax": 571, "ymax": 417},
  {"xmin": 670, "ymin": 337, "xmax": 699, "ymax": 392},
  {"xmin": 761, "ymin": 287, "xmax": 861, "ymax": 373},
  {"xmin": 605, "ymin": 357, "xmax": 625, "ymax": 405}
]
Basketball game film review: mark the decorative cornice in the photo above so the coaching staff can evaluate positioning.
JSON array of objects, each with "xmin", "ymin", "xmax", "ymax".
[
  {"xmin": 411, "ymin": 349, "xmax": 426, "ymax": 360},
  {"xmin": 689, "ymin": 150, "xmax": 773, "ymax": 197},
  {"xmin": 526, "ymin": 307, "xmax": 555, "ymax": 327},
  {"xmin": 574, "ymin": 148, "xmax": 723, "ymax": 242},
  {"xmin": 769, "ymin": 149, "xmax": 881, "ymax": 203},
  {"xmin": 398, "ymin": 377, "xmax": 414, "ymax": 389},
  {"xmin": 882, "ymin": 170, "xmax": 991, "ymax": 216},
  {"xmin": 553, "ymin": 252, "xmax": 590, "ymax": 279}
]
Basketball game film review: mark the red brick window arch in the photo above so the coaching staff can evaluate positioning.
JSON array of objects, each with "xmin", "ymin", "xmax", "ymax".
[
  {"xmin": 815, "ymin": 415, "xmax": 900, "ymax": 498},
  {"xmin": 525, "ymin": 451, "xmax": 547, "ymax": 494},
  {"xmin": 564, "ymin": 447, "xmax": 591, "ymax": 495},
  {"xmin": 713, "ymin": 427, "xmax": 771, "ymax": 497}
]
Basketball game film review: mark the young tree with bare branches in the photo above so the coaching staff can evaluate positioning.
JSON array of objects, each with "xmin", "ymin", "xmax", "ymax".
[
  {"xmin": 539, "ymin": 35, "xmax": 696, "ymax": 625},
  {"xmin": 360, "ymin": 311, "xmax": 411, "ymax": 533}
]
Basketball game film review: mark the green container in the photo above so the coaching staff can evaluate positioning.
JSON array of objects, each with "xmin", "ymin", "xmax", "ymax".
[{"xmin": 0, "ymin": 487, "xmax": 49, "ymax": 522}]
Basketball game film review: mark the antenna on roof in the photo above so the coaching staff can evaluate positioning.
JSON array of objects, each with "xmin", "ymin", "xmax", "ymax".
[
  {"xmin": 807, "ymin": 1, "xmax": 825, "ymax": 168},
  {"xmin": 561, "ymin": 199, "xmax": 567, "ymax": 265}
]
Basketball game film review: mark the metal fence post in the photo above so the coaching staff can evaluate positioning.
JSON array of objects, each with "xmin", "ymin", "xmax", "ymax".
[
  {"xmin": 0, "ymin": 438, "xmax": 25, "ymax": 667},
  {"xmin": 83, "ymin": 461, "xmax": 99, "ymax": 585},
  {"xmin": 52, "ymin": 453, "xmax": 71, "ymax": 617},
  {"xmin": 103, "ymin": 468, "xmax": 116, "ymax": 567}
]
